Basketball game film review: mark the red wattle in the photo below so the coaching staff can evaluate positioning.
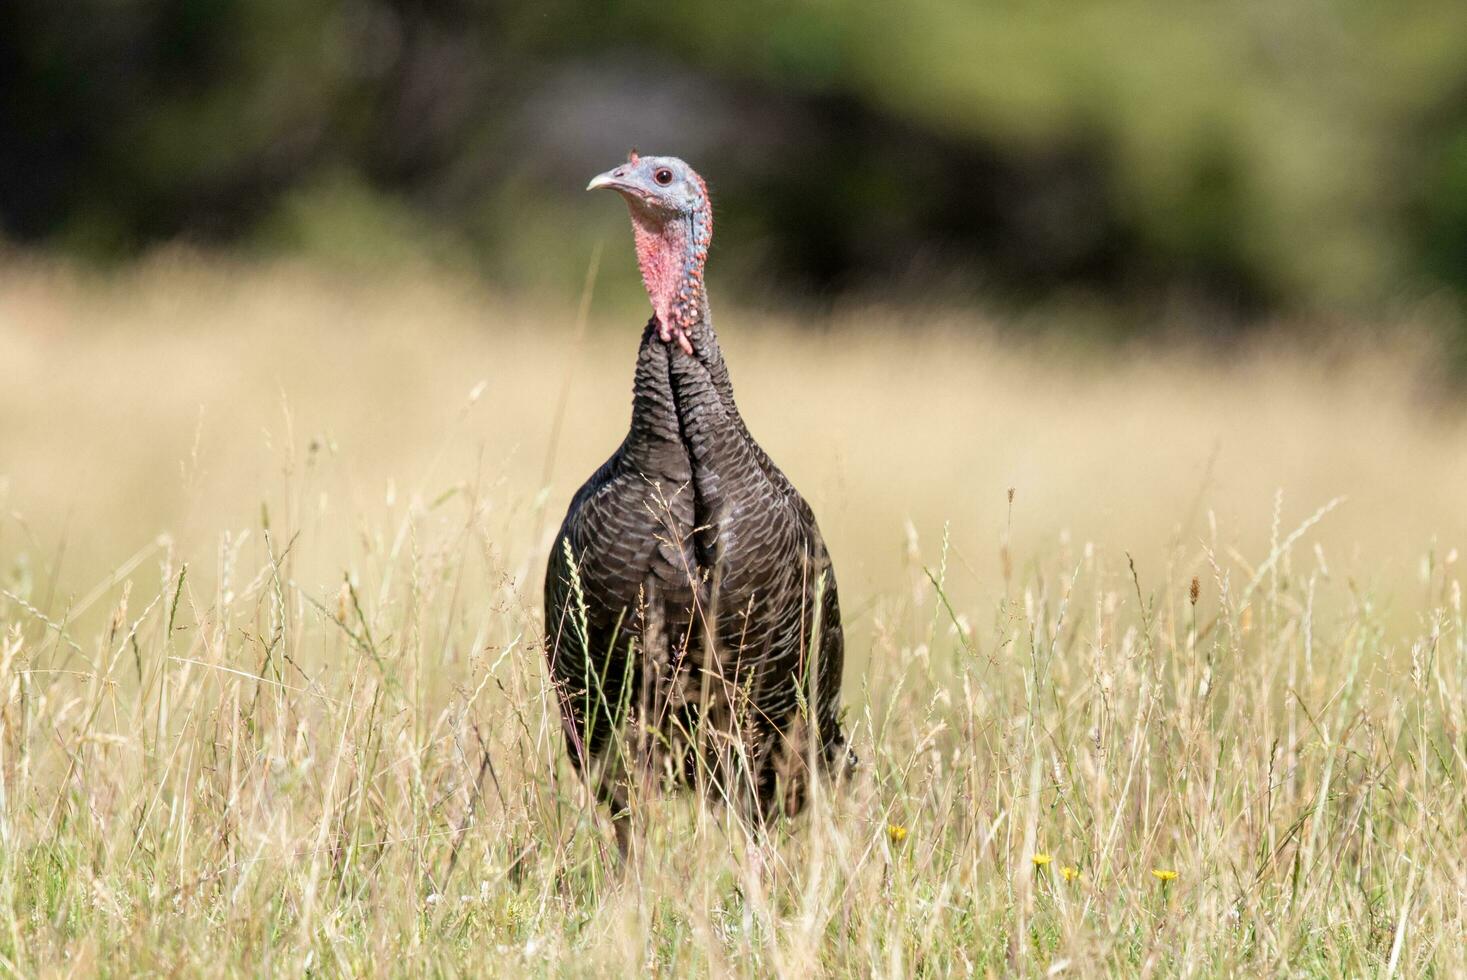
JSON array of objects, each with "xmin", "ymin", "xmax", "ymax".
[{"xmin": 626, "ymin": 200, "xmax": 708, "ymax": 350}]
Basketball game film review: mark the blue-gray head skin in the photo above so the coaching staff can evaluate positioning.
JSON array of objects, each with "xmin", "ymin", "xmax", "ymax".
[{"xmin": 588, "ymin": 151, "xmax": 712, "ymax": 354}]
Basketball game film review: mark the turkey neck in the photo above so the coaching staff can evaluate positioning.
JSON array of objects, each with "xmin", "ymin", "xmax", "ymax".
[
  {"xmin": 624, "ymin": 194, "xmax": 759, "ymax": 467},
  {"xmin": 629, "ymin": 197, "xmax": 712, "ymax": 340},
  {"xmin": 628, "ymin": 204, "xmax": 744, "ymax": 408}
]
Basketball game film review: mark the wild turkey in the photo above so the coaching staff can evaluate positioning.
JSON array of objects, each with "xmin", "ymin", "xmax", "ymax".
[{"xmin": 543, "ymin": 152, "xmax": 850, "ymax": 845}]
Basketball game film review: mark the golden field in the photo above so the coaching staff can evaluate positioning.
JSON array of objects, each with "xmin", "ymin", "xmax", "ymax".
[{"xmin": 1, "ymin": 256, "xmax": 1466, "ymax": 975}]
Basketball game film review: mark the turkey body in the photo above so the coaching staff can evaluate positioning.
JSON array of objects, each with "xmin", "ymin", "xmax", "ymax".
[{"xmin": 544, "ymin": 313, "xmax": 848, "ymax": 827}]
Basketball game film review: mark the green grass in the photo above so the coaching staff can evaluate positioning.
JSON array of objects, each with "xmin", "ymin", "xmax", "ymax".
[
  {"xmin": 2, "ymin": 477, "xmax": 1463, "ymax": 975},
  {"xmin": 1, "ymin": 259, "xmax": 1465, "ymax": 975}
]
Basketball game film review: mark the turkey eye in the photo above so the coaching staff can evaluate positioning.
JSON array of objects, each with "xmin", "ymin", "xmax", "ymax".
[{"xmin": 654, "ymin": 168, "xmax": 673, "ymax": 185}]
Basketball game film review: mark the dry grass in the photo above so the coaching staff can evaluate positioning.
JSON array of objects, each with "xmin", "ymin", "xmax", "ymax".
[{"xmin": 2, "ymin": 256, "xmax": 1466, "ymax": 975}]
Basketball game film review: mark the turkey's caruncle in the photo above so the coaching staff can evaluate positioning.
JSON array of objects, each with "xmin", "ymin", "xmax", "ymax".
[{"xmin": 544, "ymin": 153, "xmax": 851, "ymax": 844}]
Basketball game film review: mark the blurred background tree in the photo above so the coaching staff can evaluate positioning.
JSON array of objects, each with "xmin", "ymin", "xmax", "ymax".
[{"xmin": 3, "ymin": 0, "xmax": 1466, "ymax": 341}]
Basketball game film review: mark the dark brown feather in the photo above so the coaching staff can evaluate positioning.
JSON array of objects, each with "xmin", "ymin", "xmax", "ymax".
[{"xmin": 545, "ymin": 309, "xmax": 848, "ymax": 825}]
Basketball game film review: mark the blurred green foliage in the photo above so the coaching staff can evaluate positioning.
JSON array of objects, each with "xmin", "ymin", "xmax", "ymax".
[{"xmin": 3, "ymin": 0, "xmax": 1466, "ymax": 333}]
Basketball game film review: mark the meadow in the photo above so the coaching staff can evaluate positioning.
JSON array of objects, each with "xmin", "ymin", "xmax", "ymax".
[{"xmin": 2, "ymin": 256, "xmax": 1466, "ymax": 975}]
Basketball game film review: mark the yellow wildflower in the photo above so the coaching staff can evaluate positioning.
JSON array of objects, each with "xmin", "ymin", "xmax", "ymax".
[
  {"xmin": 1060, "ymin": 866, "xmax": 1080, "ymax": 882},
  {"xmin": 1152, "ymin": 868, "xmax": 1179, "ymax": 882},
  {"xmin": 887, "ymin": 824, "xmax": 908, "ymax": 844},
  {"xmin": 1032, "ymin": 853, "xmax": 1052, "ymax": 867}
]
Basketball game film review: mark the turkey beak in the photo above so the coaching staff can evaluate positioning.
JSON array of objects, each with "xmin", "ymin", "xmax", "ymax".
[{"xmin": 587, "ymin": 169, "xmax": 634, "ymax": 194}]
